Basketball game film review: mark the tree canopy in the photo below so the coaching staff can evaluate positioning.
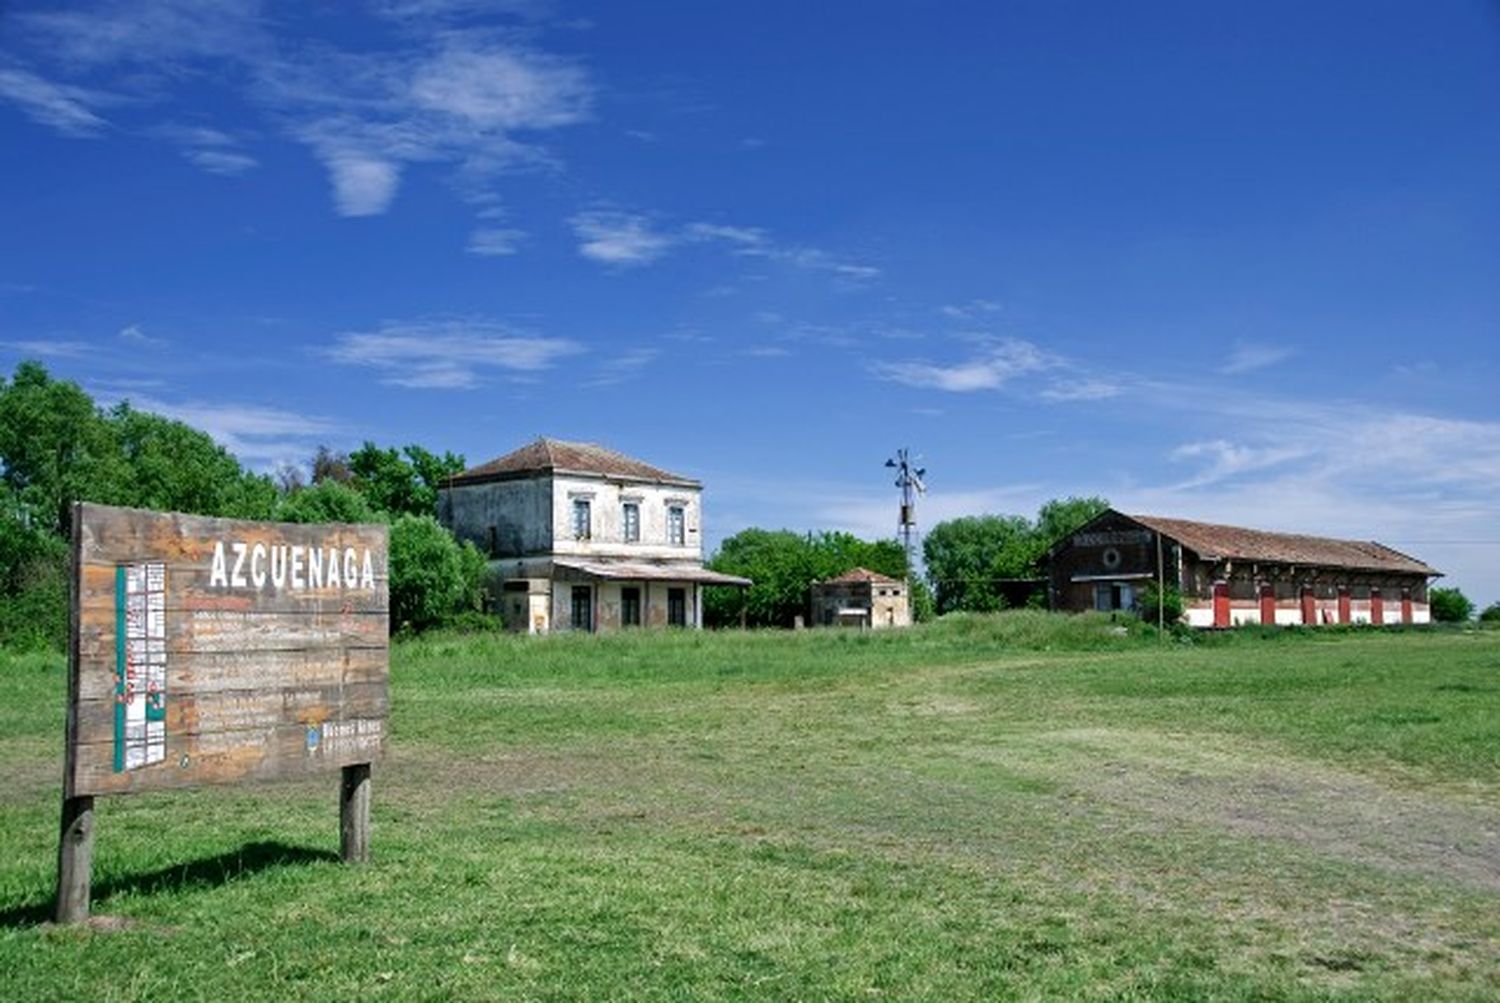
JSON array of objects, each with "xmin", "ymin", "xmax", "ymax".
[
  {"xmin": 923, "ymin": 496, "xmax": 1108, "ymax": 614},
  {"xmin": 706, "ymin": 529, "xmax": 911, "ymax": 628}
]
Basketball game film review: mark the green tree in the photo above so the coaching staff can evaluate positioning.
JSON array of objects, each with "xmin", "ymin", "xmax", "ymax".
[
  {"xmin": 1033, "ymin": 496, "xmax": 1111, "ymax": 550},
  {"xmin": 1478, "ymin": 602, "xmax": 1500, "ymax": 624},
  {"xmin": 348, "ymin": 442, "xmax": 466, "ymax": 518},
  {"xmin": 922, "ymin": 514, "xmax": 1036, "ymax": 614},
  {"xmin": 1430, "ymin": 587, "xmax": 1474, "ymax": 623},
  {"xmin": 705, "ymin": 528, "xmax": 915, "ymax": 628},
  {"xmin": 274, "ymin": 480, "xmax": 380, "ymax": 525},
  {"xmin": 1135, "ymin": 581, "xmax": 1185, "ymax": 626},
  {"xmin": 112, "ymin": 403, "xmax": 277, "ymax": 519},
  {"xmin": 388, "ymin": 514, "xmax": 487, "ymax": 633}
]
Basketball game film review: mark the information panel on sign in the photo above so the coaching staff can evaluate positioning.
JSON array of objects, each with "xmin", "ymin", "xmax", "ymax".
[{"xmin": 65, "ymin": 504, "xmax": 390, "ymax": 798}]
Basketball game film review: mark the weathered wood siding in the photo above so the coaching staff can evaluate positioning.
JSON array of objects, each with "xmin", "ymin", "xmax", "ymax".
[{"xmin": 66, "ymin": 504, "xmax": 389, "ymax": 798}]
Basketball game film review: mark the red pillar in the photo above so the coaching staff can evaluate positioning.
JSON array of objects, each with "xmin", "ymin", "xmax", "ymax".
[
  {"xmin": 1259, "ymin": 583, "xmax": 1276, "ymax": 625},
  {"xmin": 1401, "ymin": 588, "xmax": 1413, "ymax": 625},
  {"xmin": 1213, "ymin": 581, "xmax": 1230, "ymax": 628},
  {"xmin": 1337, "ymin": 587, "xmax": 1351, "ymax": 624},
  {"xmin": 1300, "ymin": 586, "xmax": 1317, "ymax": 626},
  {"xmin": 1370, "ymin": 588, "xmax": 1384, "ymax": 626}
]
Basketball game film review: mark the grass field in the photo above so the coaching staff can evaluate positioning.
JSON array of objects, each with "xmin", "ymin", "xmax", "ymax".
[{"xmin": 2, "ymin": 613, "xmax": 1498, "ymax": 1000}]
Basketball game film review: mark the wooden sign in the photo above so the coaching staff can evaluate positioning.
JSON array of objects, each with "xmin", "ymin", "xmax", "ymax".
[{"xmin": 56, "ymin": 503, "xmax": 389, "ymax": 922}]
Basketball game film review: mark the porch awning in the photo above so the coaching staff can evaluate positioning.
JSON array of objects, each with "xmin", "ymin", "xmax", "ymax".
[{"xmin": 553, "ymin": 559, "xmax": 751, "ymax": 587}]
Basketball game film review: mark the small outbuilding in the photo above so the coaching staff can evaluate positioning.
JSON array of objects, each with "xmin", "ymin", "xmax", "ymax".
[
  {"xmin": 1047, "ymin": 509, "xmax": 1441, "ymax": 628},
  {"xmin": 809, "ymin": 568, "xmax": 911, "ymax": 629}
]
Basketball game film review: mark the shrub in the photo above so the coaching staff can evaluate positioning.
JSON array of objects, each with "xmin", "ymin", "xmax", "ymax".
[
  {"xmin": 1135, "ymin": 581, "xmax": 1185, "ymax": 625},
  {"xmin": 1430, "ymin": 587, "xmax": 1474, "ymax": 623},
  {"xmin": 388, "ymin": 514, "xmax": 487, "ymax": 634},
  {"xmin": 273, "ymin": 480, "xmax": 379, "ymax": 525},
  {"xmin": 1478, "ymin": 602, "xmax": 1500, "ymax": 624}
]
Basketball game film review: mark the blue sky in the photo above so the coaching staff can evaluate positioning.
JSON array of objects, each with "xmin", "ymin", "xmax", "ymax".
[{"xmin": 3, "ymin": 1, "xmax": 1499, "ymax": 603}]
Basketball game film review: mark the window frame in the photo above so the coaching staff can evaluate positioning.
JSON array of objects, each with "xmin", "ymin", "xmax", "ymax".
[{"xmin": 571, "ymin": 498, "xmax": 592, "ymax": 541}]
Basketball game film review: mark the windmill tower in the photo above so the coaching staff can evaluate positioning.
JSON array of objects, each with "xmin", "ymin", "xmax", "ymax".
[{"xmin": 884, "ymin": 448, "xmax": 926, "ymax": 575}]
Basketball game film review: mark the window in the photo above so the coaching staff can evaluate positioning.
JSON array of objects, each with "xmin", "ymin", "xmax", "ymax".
[
  {"xmin": 621, "ymin": 586, "xmax": 641, "ymax": 627},
  {"xmin": 667, "ymin": 505, "xmax": 685, "ymax": 546},
  {"xmin": 667, "ymin": 587, "xmax": 687, "ymax": 627},
  {"xmin": 571, "ymin": 586, "xmax": 592, "ymax": 632},
  {"xmin": 622, "ymin": 502, "xmax": 640, "ymax": 543},
  {"xmin": 572, "ymin": 499, "xmax": 591, "ymax": 540}
]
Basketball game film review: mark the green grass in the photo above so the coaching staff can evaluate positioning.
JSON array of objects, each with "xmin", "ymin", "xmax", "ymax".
[{"xmin": 2, "ymin": 614, "xmax": 1498, "ymax": 1000}]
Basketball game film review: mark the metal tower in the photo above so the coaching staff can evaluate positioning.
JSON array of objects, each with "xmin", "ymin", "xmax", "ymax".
[{"xmin": 884, "ymin": 448, "xmax": 926, "ymax": 573}]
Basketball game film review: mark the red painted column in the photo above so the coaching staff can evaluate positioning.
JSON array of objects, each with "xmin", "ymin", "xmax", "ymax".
[
  {"xmin": 1337, "ymin": 587, "xmax": 1351, "ymax": 624},
  {"xmin": 1370, "ymin": 588, "xmax": 1384, "ymax": 626},
  {"xmin": 1259, "ymin": 583, "xmax": 1276, "ymax": 625},
  {"xmin": 1300, "ymin": 586, "xmax": 1316, "ymax": 626},
  {"xmin": 1213, "ymin": 581, "xmax": 1230, "ymax": 628},
  {"xmin": 1401, "ymin": 588, "xmax": 1413, "ymax": 625}
]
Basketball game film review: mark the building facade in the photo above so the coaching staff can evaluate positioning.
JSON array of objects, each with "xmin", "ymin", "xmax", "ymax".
[
  {"xmin": 809, "ymin": 568, "xmax": 911, "ymax": 629},
  {"xmin": 1047, "ymin": 509, "xmax": 1440, "ymax": 628},
  {"xmin": 438, "ymin": 438, "xmax": 749, "ymax": 633}
]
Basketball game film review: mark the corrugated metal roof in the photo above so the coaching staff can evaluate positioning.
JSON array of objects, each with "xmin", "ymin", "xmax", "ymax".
[
  {"xmin": 819, "ymin": 567, "xmax": 902, "ymax": 585},
  {"xmin": 1127, "ymin": 514, "xmax": 1440, "ymax": 575},
  {"xmin": 451, "ymin": 437, "xmax": 700, "ymax": 487},
  {"xmin": 553, "ymin": 558, "xmax": 751, "ymax": 586}
]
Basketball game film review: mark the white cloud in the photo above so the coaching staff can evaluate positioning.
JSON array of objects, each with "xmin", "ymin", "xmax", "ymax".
[
  {"xmin": 121, "ymin": 394, "xmax": 339, "ymax": 468},
  {"xmin": 466, "ymin": 227, "xmax": 526, "ymax": 256},
  {"xmin": 325, "ymin": 319, "xmax": 582, "ymax": 388},
  {"xmin": 873, "ymin": 338, "xmax": 1054, "ymax": 392},
  {"xmin": 1040, "ymin": 378, "xmax": 1121, "ymax": 402},
  {"xmin": 117, "ymin": 323, "xmax": 166, "ymax": 347},
  {"xmin": 1168, "ymin": 439, "xmax": 1312, "ymax": 487},
  {"xmin": 153, "ymin": 124, "xmax": 259, "ymax": 176},
  {"xmin": 0, "ymin": 68, "xmax": 110, "ymax": 137},
  {"xmin": 939, "ymin": 299, "xmax": 1002, "ymax": 321},
  {"xmin": 1220, "ymin": 340, "xmax": 1296, "ymax": 374},
  {"xmin": 0, "ymin": 338, "xmax": 94, "ymax": 359},
  {"xmin": 585, "ymin": 347, "xmax": 658, "ymax": 387},
  {"xmin": 570, "ymin": 211, "xmax": 675, "ymax": 266}
]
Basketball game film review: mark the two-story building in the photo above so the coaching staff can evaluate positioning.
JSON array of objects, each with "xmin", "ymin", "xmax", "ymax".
[{"xmin": 437, "ymin": 438, "xmax": 750, "ymax": 633}]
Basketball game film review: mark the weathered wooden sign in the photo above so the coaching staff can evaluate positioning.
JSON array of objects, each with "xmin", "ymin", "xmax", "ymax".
[{"xmin": 56, "ymin": 503, "xmax": 389, "ymax": 922}]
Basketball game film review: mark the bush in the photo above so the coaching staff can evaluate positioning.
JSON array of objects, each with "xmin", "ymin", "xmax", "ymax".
[
  {"xmin": 1135, "ymin": 581, "xmax": 1185, "ymax": 625},
  {"xmin": 273, "ymin": 480, "xmax": 380, "ymax": 525},
  {"xmin": 388, "ymin": 514, "xmax": 487, "ymax": 634},
  {"xmin": 1478, "ymin": 602, "xmax": 1500, "ymax": 624},
  {"xmin": 1430, "ymin": 587, "xmax": 1474, "ymax": 623}
]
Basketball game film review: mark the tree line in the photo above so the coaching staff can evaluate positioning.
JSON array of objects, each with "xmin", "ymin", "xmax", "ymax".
[{"xmin": 0, "ymin": 362, "xmax": 486, "ymax": 648}]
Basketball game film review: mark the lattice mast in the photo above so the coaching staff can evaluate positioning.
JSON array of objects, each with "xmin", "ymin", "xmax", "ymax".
[{"xmin": 885, "ymin": 448, "xmax": 926, "ymax": 576}]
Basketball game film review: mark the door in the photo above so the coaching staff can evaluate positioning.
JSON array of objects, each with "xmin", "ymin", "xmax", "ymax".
[
  {"xmin": 1401, "ymin": 587, "xmax": 1413, "ymax": 624},
  {"xmin": 667, "ymin": 587, "xmax": 686, "ymax": 627},
  {"xmin": 1300, "ymin": 586, "xmax": 1316, "ymax": 626},
  {"xmin": 1212, "ymin": 581, "xmax": 1230, "ymax": 628},
  {"xmin": 571, "ymin": 585, "xmax": 592, "ymax": 632},
  {"xmin": 621, "ymin": 587, "xmax": 641, "ymax": 627},
  {"xmin": 1259, "ymin": 583, "xmax": 1276, "ymax": 625}
]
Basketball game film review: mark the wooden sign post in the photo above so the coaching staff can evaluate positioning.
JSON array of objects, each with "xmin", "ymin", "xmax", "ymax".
[{"xmin": 56, "ymin": 503, "xmax": 389, "ymax": 923}]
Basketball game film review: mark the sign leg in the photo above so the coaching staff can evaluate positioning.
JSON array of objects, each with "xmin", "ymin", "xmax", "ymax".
[
  {"xmin": 340, "ymin": 763, "xmax": 371, "ymax": 863},
  {"xmin": 55, "ymin": 795, "xmax": 95, "ymax": 923}
]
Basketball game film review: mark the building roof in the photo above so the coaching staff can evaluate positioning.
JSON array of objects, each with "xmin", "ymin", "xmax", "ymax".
[
  {"xmin": 1126, "ymin": 513, "xmax": 1440, "ymax": 576},
  {"xmin": 553, "ymin": 558, "xmax": 751, "ymax": 586},
  {"xmin": 818, "ymin": 567, "xmax": 903, "ymax": 585},
  {"xmin": 450, "ymin": 437, "xmax": 700, "ymax": 488}
]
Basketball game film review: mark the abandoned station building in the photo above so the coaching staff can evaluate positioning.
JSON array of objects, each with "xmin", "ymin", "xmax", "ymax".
[
  {"xmin": 1048, "ymin": 509, "xmax": 1441, "ymax": 628},
  {"xmin": 809, "ymin": 568, "xmax": 912, "ymax": 629},
  {"xmin": 438, "ymin": 438, "xmax": 749, "ymax": 633}
]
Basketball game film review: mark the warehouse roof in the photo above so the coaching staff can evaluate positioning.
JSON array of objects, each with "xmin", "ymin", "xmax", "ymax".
[
  {"xmin": 1127, "ymin": 513, "xmax": 1440, "ymax": 576},
  {"xmin": 818, "ymin": 567, "xmax": 903, "ymax": 585},
  {"xmin": 450, "ymin": 437, "xmax": 700, "ymax": 488}
]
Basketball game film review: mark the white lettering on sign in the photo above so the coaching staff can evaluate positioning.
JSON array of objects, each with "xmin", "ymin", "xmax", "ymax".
[
  {"xmin": 209, "ymin": 541, "xmax": 378, "ymax": 592},
  {"xmin": 1072, "ymin": 530, "xmax": 1153, "ymax": 548}
]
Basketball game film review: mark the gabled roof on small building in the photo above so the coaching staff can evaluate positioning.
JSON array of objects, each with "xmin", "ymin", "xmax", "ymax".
[
  {"xmin": 1124, "ymin": 513, "xmax": 1440, "ymax": 576},
  {"xmin": 449, "ymin": 437, "xmax": 700, "ymax": 488},
  {"xmin": 817, "ymin": 567, "xmax": 903, "ymax": 586}
]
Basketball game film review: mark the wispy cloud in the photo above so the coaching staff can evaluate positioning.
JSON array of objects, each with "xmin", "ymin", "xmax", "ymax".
[
  {"xmin": 938, "ymin": 299, "xmax": 1002, "ymax": 321},
  {"xmin": 324, "ymin": 319, "xmax": 582, "ymax": 389},
  {"xmin": 0, "ymin": 338, "xmax": 94, "ymax": 359},
  {"xmin": 122, "ymin": 393, "xmax": 340, "ymax": 468},
  {"xmin": 0, "ymin": 68, "xmax": 110, "ymax": 137},
  {"xmin": 570, "ymin": 211, "xmax": 675, "ymax": 266},
  {"xmin": 872, "ymin": 338, "xmax": 1055, "ymax": 392},
  {"xmin": 585, "ymin": 347, "xmax": 658, "ymax": 387},
  {"xmin": 466, "ymin": 227, "xmax": 526, "ymax": 256},
  {"xmin": 1168, "ymin": 438, "xmax": 1312, "ymax": 488},
  {"xmin": 1040, "ymin": 378, "xmax": 1121, "ymax": 402},
  {"xmin": 153, "ymin": 124, "xmax": 258, "ymax": 176},
  {"xmin": 1220, "ymin": 339, "xmax": 1295, "ymax": 374},
  {"xmin": 7, "ymin": 2, "xmax": 592, "ymax": 233},
  {"xmin": 117, "ymin": 323, "xmax": 166, "ymax": 348}
]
